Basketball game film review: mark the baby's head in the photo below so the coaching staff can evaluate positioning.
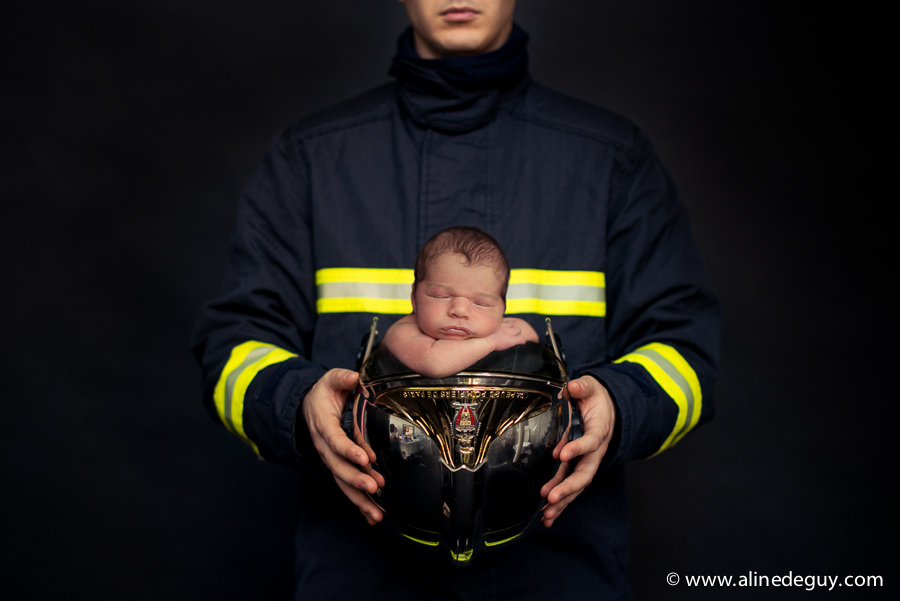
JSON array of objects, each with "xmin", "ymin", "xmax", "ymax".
[{"xmin": 412, "ymin": 227, "xmax": 510, "ymax": 340}]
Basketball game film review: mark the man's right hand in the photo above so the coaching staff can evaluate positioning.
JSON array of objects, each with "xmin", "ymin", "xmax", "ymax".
[{"xmin": 301, "ymin": 368, "xmax": 385, "ymax": 525}]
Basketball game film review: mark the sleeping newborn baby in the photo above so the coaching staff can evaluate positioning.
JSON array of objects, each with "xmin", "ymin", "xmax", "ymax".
[{"xmin": 382, "ymin": 226, "xmax": 538, "ymax": 379}]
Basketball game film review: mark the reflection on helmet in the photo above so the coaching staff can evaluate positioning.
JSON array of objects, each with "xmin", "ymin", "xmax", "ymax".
[{"xmin": 350, "ymin": 322, "xmax": 576, "ymax": 565}]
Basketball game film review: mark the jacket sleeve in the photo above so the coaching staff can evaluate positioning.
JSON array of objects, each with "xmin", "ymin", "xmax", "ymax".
[
  {"xmin": 190, "ymin": 130, "xmax": 326, "ymax": 470},
  {"xmin": 576, "ymin": 129, "xmax": 720, "ymax": 467}
]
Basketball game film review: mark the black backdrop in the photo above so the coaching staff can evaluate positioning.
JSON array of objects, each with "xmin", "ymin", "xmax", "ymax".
[{"xmin": 3, "ymin": 1, "xmax": 895, "ymax": 599}]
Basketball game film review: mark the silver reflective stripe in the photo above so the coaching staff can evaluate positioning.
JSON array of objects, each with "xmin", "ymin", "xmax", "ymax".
[
  {"xmin": 630, "ymin": 346, "xmax": 695, "ymax": 440},
  {"xmin": 315, "ymin": 268, "xmax": 606, "ymax": 316},
  {"xmin": 317, "ymin": 281, "xmax": 411, "ymax": 302},
  {"xmin": 507, "ymin": 282, "xmax": 605, "ymax": 303}
]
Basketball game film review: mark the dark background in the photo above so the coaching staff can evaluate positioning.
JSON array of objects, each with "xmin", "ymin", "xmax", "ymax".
[{"xmin": 3, "ymin": 1, "xmax": 894, "ymax": 599}]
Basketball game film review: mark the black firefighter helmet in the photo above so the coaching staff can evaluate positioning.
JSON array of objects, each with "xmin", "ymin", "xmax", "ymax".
[{"xmin": 346, "ymin": 318, "xmax": 581, "ymax": 565}]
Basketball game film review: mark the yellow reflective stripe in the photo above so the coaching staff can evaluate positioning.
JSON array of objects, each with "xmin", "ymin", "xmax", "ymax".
[
  {"xmin": 401, "ymin": 533, "xmax": 440, "ymax": 547},
  {"xmin": 315, "ymin": 267, "xmax": 606, "ymax": 316},
  {"xmin": 509, "ymin": 269, "xmax": 605, "ymax": 287},
  {"xmin": 317, "ymin": 297, "xmax": 413, "ymax": 314},
  {"xmin": 213, "ymin": 341, "xmax": 298, "ymax": 453},
  {"xmin": 316, "ymin": 268, "xmax": 414, "ymax": 314},
  {"xmin": 451, "ymin": 549, "xmax": 474, "ymax": 563},
  {"xmin": 507, "ymin": 269, "xmax": 605, "ymax": 316},
  {"xmin": 506, "ymin": 298, "xmax": 606, "ymax": 316},
  {"xmin": 484, "ymin": 531, "xmax": 525, "ymax": 547},
  {"xmin": 316, "ymin": 268, "xmax": 413, "ymax": 285},
  {"xmin": 615, "ymin": 342, "xmax": 702, "ymax": 455}
]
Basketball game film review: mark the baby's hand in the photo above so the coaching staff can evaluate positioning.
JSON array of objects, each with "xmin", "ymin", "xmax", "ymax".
[{"xmin": 489, "ymin": 318, "xmax": 531, "ymax": 351}]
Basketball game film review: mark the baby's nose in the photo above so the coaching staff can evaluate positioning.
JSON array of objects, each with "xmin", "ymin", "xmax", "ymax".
[{"xmin": 448, "ymin": 297, "xmax": 469, "ymax": 317}]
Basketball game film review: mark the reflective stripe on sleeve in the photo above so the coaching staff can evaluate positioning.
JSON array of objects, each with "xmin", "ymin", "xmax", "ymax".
[
  {"xmin": 614, "ymin": 342, "xmax": 702, "ymax": 455},
  {"xmin": 315, "ymin": 267, "xmax": 605, "ymax": 317},
  {"xmin": 213, "ymin": 341, "xmax": 299, "ymax": 454}
]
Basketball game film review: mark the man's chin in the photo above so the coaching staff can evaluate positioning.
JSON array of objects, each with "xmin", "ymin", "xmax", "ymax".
[{"xmin": 420, "ymin": 29, "xmax": 503, "ymax": 58}]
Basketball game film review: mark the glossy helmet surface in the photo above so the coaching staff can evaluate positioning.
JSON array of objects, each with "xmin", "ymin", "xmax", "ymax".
[{"xmin": 349, "ymin": 319, "xmax": 579, "ymax": 565}]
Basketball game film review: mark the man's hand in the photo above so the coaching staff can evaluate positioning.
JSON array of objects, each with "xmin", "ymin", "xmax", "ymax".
[
  {"xmin": 540, "ymin": 375, "xmax": 616, "ymax": 527},
  {"xmin": 301, "ymin": 368, "xmax": 386, "ymax": 525}
]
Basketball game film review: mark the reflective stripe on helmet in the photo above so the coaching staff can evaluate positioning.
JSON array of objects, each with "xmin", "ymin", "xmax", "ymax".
[
  {"xmin": 401, "ymin": 533, "xmax": 440, "ymax": 547},
  {"xmin": 315, "ymin": 267, "xmax": 605, "ymax": 316},
  {"xmin": 484, "ymin": 531, "xmax": 526, "ymax": 547},
  {"xmin": 213, "ymin": 341, "xmax": 298, "ymax": 454},
  {"xmin": 451, "ymin": 549, "xmax": 474, "ymax": 564},
  {"xmin": 615, "ymin": 342, "xmax": 702, "ymax": 455}
]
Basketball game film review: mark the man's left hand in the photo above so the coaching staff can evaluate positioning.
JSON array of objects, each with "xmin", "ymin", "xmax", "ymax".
[{"xmin": 540, "ymin": 375, "xmax": 616, "ymax": 527}]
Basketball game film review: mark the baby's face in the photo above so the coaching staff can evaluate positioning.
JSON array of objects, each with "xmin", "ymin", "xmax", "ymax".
[{"xmin": 413, "ymin": 253, "xmax": 505, "ymax": 340}]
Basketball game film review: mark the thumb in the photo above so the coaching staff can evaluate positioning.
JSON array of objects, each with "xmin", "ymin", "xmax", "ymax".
[
  {"xmin": 568, "ymin": 375, "xmax": 594, "ymax": 399},
  {"xmin": 327, "ymin": 368, "xmax": 359, "ymax": 391}
]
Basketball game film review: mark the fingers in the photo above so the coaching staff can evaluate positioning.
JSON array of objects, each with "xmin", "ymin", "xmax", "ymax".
[
  {"xmin": 546, "ymin": 438, "xmax": 605, "ymax": 504},
  {"xmin": 566, "ymin": 375, "xmax": 597, "ymax": 402},
  {"xmin": 338, "ymin": 449, "xmax": 386, "ymax": 524},
  {"xmin": 491, "ymin": 323, "xmax": 528, "ymax": 351},
  {"xmin": 567, "ymin": 376, "xmax": 615, "ymax": 453},
  {"xmin": 335, "ymin": 477, "xmax": 385, "ymax": 525},
  {"xmin": 557, "ymin": 430, "xmax": 603, "ymax": 462},
  {"xmin": 541, "ymin": 496, "xmax": 572, "ymax": 528},
  {"xmin": 320, "ymin": 367, "xmax": 360, "ymax": 396},
  {"xmin": 316, "ymin": 409, "xmax": 368, "ymax": 465},
  {"xmin": 540, "ymin": 375, "xmax": 616, "ymax": 527},
  {"xmin": 357, "ymin": 437, "xmax": 381, "ymax": 470},
  {"xmin": 501, "ymin": 320, "xmax": 523, "ymax": 338},
  {"xmin": 541, "ymin": 448, "xmax": 603, "ymax": 527},
  {"xmin": 504, "ymin": 317, "xmax": 539, "ymax": 342},
  {"xmin": 302, "ymin": 368, "xmax": 386, "ymax": 524},
  {"xmin": 543, "ymin": 427, "xmax": 607, "ymax": 504},
  {"xmin": 314, "ymin": 428, "xmax": 379, "ymax": 491},
  {"xmin": 539, "ymin": 461, "xmax": 568, "ymax": 499}
]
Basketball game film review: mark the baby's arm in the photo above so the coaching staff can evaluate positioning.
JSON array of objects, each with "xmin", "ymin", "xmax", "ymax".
[
  {"xmin": 382, "ymin": 316, "xmax": 535, "ymax": 379},
  {"xmin": 382, "ymin": 315, "xmax": 495, "ymax": 378}
]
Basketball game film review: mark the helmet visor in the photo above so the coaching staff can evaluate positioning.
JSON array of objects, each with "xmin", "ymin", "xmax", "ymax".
[{"xmin": 353, "ymin": 342, "xmax": 572, "ymax": 563}]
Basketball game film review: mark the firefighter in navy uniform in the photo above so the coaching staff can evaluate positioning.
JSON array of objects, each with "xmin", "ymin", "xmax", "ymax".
[{"xmin": 191, "ymin": 1, "xmax": 720, "ymax": 599}]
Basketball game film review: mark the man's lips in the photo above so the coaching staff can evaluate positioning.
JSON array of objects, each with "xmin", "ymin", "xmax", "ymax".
[{"xmin": 441, "ymin": 7, "xmax": 479, "ymax": 23}]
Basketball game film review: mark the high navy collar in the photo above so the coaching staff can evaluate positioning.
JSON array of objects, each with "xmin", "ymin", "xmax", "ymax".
[{"xmin": 388, "ymin": 24, "xmax": 531, "ymax": 133}]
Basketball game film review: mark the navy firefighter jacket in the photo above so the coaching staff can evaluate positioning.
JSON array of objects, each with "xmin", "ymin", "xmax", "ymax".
[{"xmin": 191, "ymin": 25, "xmax": 720, "ymax": 600}]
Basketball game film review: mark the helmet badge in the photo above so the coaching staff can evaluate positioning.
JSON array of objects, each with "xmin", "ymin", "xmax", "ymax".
[{"xmin": 452, "ymin": 401, "xmax": 479, "ymax": 455}]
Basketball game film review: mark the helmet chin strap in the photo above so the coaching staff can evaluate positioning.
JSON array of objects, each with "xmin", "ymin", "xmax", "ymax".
[
  {"xmin": 362, "ymin": 316, "xmax": 380, "ymax": 365},
  {"xmin": 545, "ymin": 317, "xmax": 564, "ymax": 364},
  {"xmin": 344, "ymin": 317, "xmax": 382, "ymax": 436}
]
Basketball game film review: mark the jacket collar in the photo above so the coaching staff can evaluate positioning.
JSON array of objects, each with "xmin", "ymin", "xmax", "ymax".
[{"xmin": 388, "ymin": 24, "xmax": 531, "ymax": 133}]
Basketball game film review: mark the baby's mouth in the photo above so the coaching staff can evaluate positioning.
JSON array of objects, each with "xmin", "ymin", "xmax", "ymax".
[{"xmin": 441, "ymin": 326, "xmax": 471, "ymax": 336}]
